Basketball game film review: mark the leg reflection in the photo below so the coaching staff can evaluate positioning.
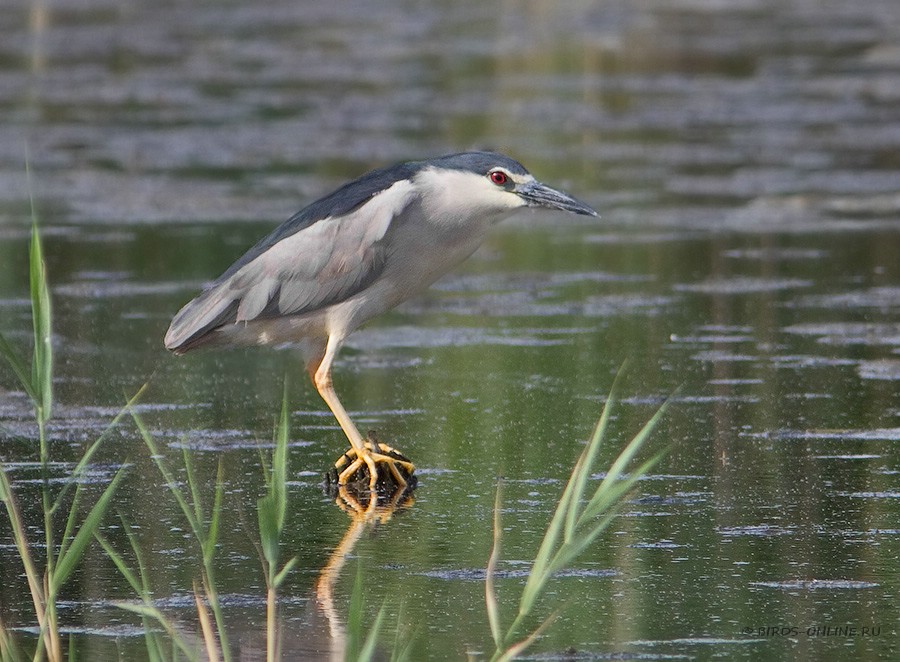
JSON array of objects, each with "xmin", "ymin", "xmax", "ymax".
[{"xmin": 314, "ymin": 483, "xmax": 416, "ymax": 661}]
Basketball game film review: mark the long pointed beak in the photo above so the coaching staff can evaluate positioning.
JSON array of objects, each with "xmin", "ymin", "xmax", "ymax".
[{"xmin": 516, "ymin": 180, "xmax": 598, "ymax": 217}]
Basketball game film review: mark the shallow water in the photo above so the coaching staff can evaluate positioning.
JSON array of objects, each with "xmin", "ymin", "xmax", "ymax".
[{"xmin": 1, "ymin": 0, "xmax": 899, "ymax": 659}]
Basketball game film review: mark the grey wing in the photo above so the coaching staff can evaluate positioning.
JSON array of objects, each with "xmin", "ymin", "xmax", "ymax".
[{"xmin": 164, "ymin": 180, "xmax": 416, "ymax": 352}]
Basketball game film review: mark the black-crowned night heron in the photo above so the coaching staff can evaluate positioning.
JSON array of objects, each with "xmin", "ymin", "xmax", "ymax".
[{"xmin": 165, "ymin": 151, "xmax": 596, "ymax": 489}]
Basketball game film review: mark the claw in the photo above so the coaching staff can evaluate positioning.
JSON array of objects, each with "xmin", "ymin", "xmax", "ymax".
[{"xmin": 328, "ymin": 435, "xmax": 416, "ymax": 490}]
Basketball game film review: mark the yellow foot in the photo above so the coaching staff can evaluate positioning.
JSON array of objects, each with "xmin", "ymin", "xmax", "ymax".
[{"xmin": 326, "ymin": 432, "xmax": 416, "ymax": 490}]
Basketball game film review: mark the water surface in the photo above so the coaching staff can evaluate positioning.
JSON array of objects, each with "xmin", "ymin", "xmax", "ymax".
[{"xmin": 1, "ymin": 0, "xmax": 899, "ymax": 659}]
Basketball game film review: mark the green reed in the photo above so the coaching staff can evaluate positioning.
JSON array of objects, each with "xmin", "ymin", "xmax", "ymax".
[
  {"xmin": 122, "ymin": 408, "xmax": 231, "ymax": 662},
  {"xmin": 486, "ymin": 372, "xmax": 672, "ymax": 661},
  {"xmin": 0, "ymin": 221, "xmax": 126, "ymax": 662},
  {"xmin": 97, "ymin": 382, "xmax": 300, "ymax": 662},
  {"xmin": 256, "ymin": 382, "xmax": 299, "ymax": 662}
]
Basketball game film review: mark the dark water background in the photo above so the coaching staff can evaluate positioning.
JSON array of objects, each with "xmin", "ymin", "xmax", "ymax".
[{"xmin": 1, "ymin": 0, "xmax": 899, "ymax": 659}]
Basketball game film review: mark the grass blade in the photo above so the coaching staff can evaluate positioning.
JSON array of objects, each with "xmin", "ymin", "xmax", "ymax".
[
  {"xmin": 273, "ymin": 556, "xmax": 299, "ymax": 587},
  {"xmin": 522, "ymin": 444, "xmax": 584, "ymax": 602},
  {"xmin": 0, "ymin": 616, "xmax": 25, "ymax": 662},
  {"xmin": 257, "ymin": 493, "xmax": 280, "ymax": 568},
  {"xmin": 347, "ymin": 560, "xmax": 366, "ymax": 658},
  {"xmin": 0, "ymin": 332, "xmax": 37, "ymax": 402},
  {"xmin": 115, "ymin": 602, "xmax": 200, "ymax": 662},
  {"xmin": 0, "ymin": 467, "xmax": 47, "ymax": 634},
  {"xmin": 490, "ymin": 378, "xmax": 672, "ymax": 660},
  {"xmin": 272, "ymin": 382, "xmax": 290, "ymax": 536},
  {"xmin": 579, "ymin": 395, "xmax": 674, "ymax": 528},
  {"xmin": 131, "ymin": 413, "xmax": 234, "ymax": 662},
  {"xmin": 131, "ymin": 408, "xmax": 202, "ymax": 537},
  {"xmin": 183, "ymin": 449, "xmax": 205, "ymax": 535},
  {"xmin": 518, "ymin": 413, "xmax": 610, "ymax": 617},
  {"xmin": 205, "ymin": 458, "xmax": 225, "ymax": 566},
  {"xmin": 358, "ymin": 605, "xmax": 387, "ymax": 662},
  {"xmin": 494, "ymin": 609, "xmax": 558, "ymax": 662},
  {"xmin": 485, "ymin": 481, "xmax": 504, "ymax": 650},
  {"xmin": 582, "ymin": 447, "xmax": 667, "ymax": 528},
  {"xmin": 389, "ymin": 602, "xmax": 417, "ymax": 662},
  {"xmin": 193, "ymin": 580, "xmax": 221, "ymax": 662},
  {"xmin": 259, "ymin": 383, "xmax": 290, "ymax": 569},
  {"xmin": 54, "ymin": 384, "xmax": 149, "ymax": 514},
  {"xmin": 111, "ymin": 517, "xmax": 176, "ymax": 662},
  {"xmin": 29, "ymin": 222, "xmax": 53, "ymax": 425},
  {"xmin": 95, "ymin": 533, "xmax": 142, "ymax": 595},
  {"xmin": 563, "ymin": 367, "xmax": 625, "ymax": 542},
  {"xmin": 522, "ymin": 369, "xmax": 631, "ymax": 597},
  {"xmin": 52, "ymin": 467, "xmax": 126, "ymax": 589},
  {"xmin": 57, "ymin": 478, "xmax": 85, "ymax": 562}
]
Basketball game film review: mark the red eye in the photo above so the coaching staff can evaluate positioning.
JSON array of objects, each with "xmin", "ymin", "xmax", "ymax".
[{"xmin": 489, "ymin": 170, "xmax": 509, "ymax": 186}]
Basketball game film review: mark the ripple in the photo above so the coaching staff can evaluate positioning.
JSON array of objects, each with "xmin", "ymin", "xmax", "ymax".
[
  {"xmin": 783, "ymin": 322, "xmax": 900, "ymax": 347},
  {"xmin": 630, "ymin": 540, "xmax": 686, "ymax": 549},
  {"xmin": 420, "ymin": 567, "xmax": 617, "ymax": 581},
  {"xmin": 857, "ymin": 359, "xmax": 900, "ymax": 381},
  {"xmin": 792, "ymin": 286, "xmax": 900, "ymax": 311},
  {"xmin": 54, "ymin": 280, "xmax": 193, "ymax": 298},
  {"xmin": 839, "ymin": 491, "xmax": 900, "ymax": 499},
  {"xmin": 813, "ymin": 454, "xmax": 882, "ymax": 460},
  {"xmin": 347, "ymin": 325, "xmax": 575, "ymax": 350},
  {"xmin": 674, "ymin": 277, "xmax": 813, "ymax": 294},
  {"xmin": 718, "ymin": 525, "xmax": 795, "ymax": 537},
  {"xmin": 751, "ymin": 580, "xmax": 879, "ymax": 590},
  {"xmin": 691, "ymin": 350, "xmax": 757, "ymax": 363},
  {"xmin": 750, "ymin": 428, "xmax": 900, "ymax": 441},
  {"xmin": 722, "ymin": 248, "xmax": 829, "ymax": 260}
]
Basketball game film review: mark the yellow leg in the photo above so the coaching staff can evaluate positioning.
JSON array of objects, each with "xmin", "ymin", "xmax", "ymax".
[{"xmin": 311, "ymin": 335, "xmax": 415, "ymax": 489}]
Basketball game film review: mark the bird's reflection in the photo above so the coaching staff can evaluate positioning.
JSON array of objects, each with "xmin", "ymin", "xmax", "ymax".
[{"xmin": 312, "ymin": 483, "xmax": 415, "ymax": 661}]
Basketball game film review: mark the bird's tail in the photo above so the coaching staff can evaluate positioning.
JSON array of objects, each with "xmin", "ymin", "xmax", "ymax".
[{"xmin": 164, "ymin": 285, "xmax": 239, "ymax": 354}]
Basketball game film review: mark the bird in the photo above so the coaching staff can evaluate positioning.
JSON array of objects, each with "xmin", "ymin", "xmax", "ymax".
[{"xmin": 164, "ymin": 151, "xmax": 597, "ymax": 489}]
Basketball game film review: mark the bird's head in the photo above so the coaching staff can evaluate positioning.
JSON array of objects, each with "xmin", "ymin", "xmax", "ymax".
[{"xmin": 413, "ymin": 151, "xmax": 597, "ymax": 223}]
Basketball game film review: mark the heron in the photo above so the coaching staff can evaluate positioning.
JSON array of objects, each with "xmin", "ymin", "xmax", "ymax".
[{"xmin": 165, "ymin": 151, "xmax": 596, "ymax": 489}]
